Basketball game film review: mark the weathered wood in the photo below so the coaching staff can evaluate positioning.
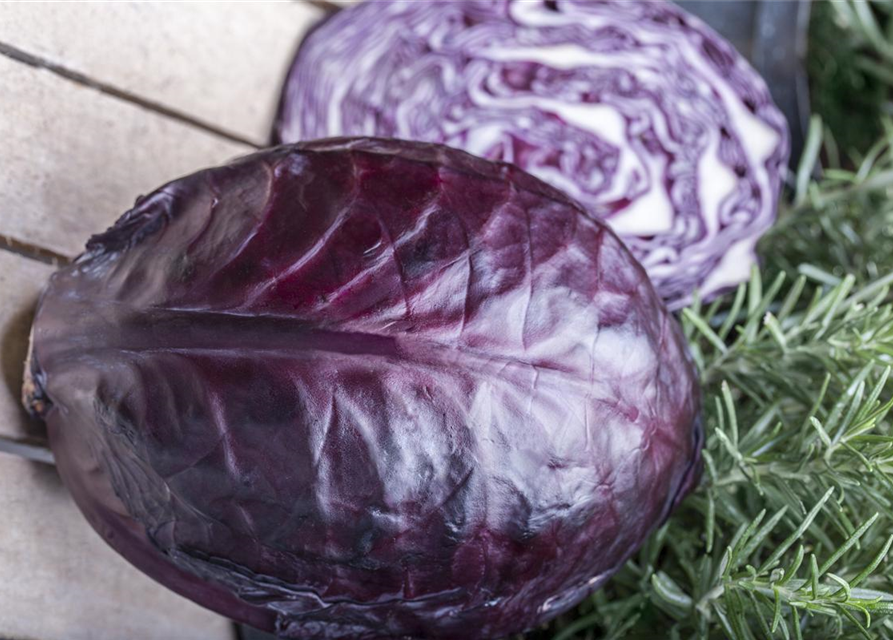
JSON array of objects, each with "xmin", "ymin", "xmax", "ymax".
[
  {"xmin": 0, "ymin": 55, "xmax": 252, "ymax": 259},
  {"xmin": 0, "ymin": 5, "xmax": 336, "ymax": 637},
  {"xmin": 0, "ymin": 251, "xmax": 235, "ymax": 640},
  {"xmin": 0, "ymin": 455, "xmax": 236, "ymax": 640},
  {"xmin": 0, "ymin": 3, "xmax": 324, "ymax": 145},
  {"xmin": 0, "ymin": 4, "xmax": 340, "ymax": 638}
]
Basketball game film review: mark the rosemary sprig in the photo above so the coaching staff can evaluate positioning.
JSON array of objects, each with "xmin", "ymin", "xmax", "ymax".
[{"xmin": 536, "ymin": 3, "xmax": 893, "ymax": 638}]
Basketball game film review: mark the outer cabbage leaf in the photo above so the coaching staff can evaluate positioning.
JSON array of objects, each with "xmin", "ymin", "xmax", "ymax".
[
  {"xmin": 274, "ymin": 0, "xmax": 790, "ymax": 308},
  {"xmin": 27, "ymin": 138, "xmax": 701, "ymax": 639}
]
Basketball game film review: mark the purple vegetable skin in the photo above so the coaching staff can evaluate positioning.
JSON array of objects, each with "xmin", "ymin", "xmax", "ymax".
[
  {"xmin": 274, "ymin": 0, "xmax": 790, "ymax": 308},
  {"xmin": 25, "ymin": 138, "xmax": 701, "ymax": 639}
]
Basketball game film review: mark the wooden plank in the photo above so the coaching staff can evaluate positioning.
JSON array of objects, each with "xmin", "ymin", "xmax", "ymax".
[
  {"xmin": 0, "ymin": 251, "xmax": 235, "ymax": 640},
  {"xmin": 0, "ymin": 3, "xmax": 324, "ymax": 145},
  {"xmin": 0, "ymin": 456, "xmax": 237, "ymax": 640},
  {"xmin": 0, "ymin": 55, "xmax": 252, "ymax": 259}
]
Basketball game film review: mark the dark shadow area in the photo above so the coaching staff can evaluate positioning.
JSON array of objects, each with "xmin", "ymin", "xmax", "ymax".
[
  {"xmin": 238, "ymin": 625, "xmax": 279, "ymax": 640},
  {"xmin": 0, "ymin": 297, "xmax": 64, "ymax": 493},
  {"xmin": 1, "ymin": 300, "xmax": 47, "ymax": 440}
]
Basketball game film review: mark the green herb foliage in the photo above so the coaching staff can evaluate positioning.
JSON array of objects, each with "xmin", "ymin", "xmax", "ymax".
[
  {"xmin": 808, "ymin": 1, "xmax": 891, "ymax": 159},
  {"xmin": 531, "ymin": 2, "xmax": 893, "ymax": 638}
]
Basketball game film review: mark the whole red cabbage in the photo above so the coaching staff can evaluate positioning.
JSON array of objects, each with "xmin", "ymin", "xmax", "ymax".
[
  {"xmin": 26, "ymin": 138, "xmax": 701, "ymax": 639},
  {"xmin": 274, "ymin": 0, "xmax": 790, "ymax": 308}
]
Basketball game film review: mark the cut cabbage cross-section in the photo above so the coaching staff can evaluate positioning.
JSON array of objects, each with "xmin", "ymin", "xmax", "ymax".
[{"xmin": 275, "ymin": 0, "xmax": 790, "ymax": 308}]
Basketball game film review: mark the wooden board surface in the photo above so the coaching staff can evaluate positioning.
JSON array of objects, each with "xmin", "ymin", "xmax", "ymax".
[
  {"xmin": 0, "ymin": 458, "xmax": 237, "ymax": 640},
  {"xmin": 0, "ymin": 54, "xmax": 252, "ymax": 259},
  {"xmin": 0, "ymin": 250, "xmax": 236, "ymax": 640},
  {"xmin": 0, "ymin": 3, "xmax": 324, "ymax": 145},
  {"xmin": 0, "ymin": 3, "xmax": 331, "ymax": 638}
]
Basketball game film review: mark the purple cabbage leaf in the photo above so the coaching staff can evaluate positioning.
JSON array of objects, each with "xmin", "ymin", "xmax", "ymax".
[
  {"xmin": 26, "ymin": 138, "xmax": 702, "ymax": 639},
  {"xmin": 274, "ymin": 0, "xmax": 790, "ymax": 308}
]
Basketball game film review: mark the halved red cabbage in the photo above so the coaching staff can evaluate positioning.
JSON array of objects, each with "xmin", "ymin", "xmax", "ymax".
[
  {"xmin": 274, "ymin": 0, "xmax": 790, "ymax": 308},
  {"xmin": 26, "ymin": 138, "xmax": 701, "ymax": 639}
]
